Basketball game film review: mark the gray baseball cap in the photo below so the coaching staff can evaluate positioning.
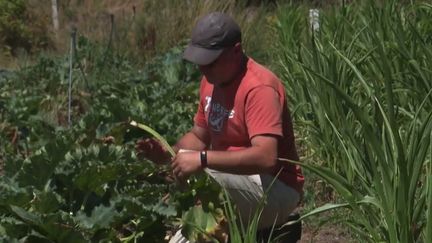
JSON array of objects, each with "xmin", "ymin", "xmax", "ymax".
[{"xmin": 183, "ymin": 12, "xmax": 241, "ymax": 66}]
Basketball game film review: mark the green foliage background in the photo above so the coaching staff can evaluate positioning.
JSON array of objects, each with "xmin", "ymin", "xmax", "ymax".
[
  {"xmin": 1, "ymin": 0, "xmax": 432, "ymax": 242},
  {"xmin": 0, "ymin": 36, "xmax": 204, "ymax": 241}
]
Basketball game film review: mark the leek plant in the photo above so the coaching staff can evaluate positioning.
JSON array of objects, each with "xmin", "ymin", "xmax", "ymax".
[{"xmin": 275, "ymin": 1, "xmax": 432, "ymax": 242}]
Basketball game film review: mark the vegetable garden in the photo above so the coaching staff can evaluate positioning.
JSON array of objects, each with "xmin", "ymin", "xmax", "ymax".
[{"xmin": 1, "ymin": 0, "xmax": 431, "ymax": 242}]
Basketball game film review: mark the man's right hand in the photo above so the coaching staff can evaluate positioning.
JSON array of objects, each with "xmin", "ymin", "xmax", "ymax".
[{"xmin": 135, "ymin": 138, "xmax": 172, "ymax": 164}]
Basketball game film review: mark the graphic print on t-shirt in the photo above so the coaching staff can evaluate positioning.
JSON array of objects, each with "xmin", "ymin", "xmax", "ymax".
[{"xmin": 204, "ymin": 95, "xmax": 234, "ymax": 132}]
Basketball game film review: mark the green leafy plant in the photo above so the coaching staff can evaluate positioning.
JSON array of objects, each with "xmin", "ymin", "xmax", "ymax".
[
  {"xmin": 0, "ymin": 39, "xmax": 201, "ymax": 241},
  {"xmin": 276, "ymin": 1, "xmax": 432, "ymax": 242}
]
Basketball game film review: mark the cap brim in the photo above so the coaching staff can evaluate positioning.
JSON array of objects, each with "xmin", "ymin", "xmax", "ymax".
[{"xmin": 183, "ymin": 44, "xmax": 223, "ymax": 66}]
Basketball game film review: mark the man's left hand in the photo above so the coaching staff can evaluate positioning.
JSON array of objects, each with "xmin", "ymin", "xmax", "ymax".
[{"xmin": 171, "ymin": 151, "xmax": 202, "ymax": 180}]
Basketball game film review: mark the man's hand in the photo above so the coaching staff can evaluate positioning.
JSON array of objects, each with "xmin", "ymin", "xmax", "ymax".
[
  {"xmin": 171, "ymin": 151, "xmax": 202, "ymax": 180},
  {"xmin": 135, "ymin": 138, "xmax": 171, "ymax": 164}
]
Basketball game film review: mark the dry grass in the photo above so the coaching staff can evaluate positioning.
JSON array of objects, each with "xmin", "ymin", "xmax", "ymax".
[{"xmin": 7, "ymin": 0, "xmax": 273, "ymax": 65}]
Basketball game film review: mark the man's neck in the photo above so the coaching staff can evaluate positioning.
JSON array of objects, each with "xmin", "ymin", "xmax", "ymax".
[{"xmin": 217, "ymin": 54, "xmax": 248, "ymax": 88}]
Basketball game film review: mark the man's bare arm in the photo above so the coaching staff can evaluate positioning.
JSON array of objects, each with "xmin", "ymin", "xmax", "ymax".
[
  {"xmin": 205, "ymin": 135, "xmax": 278, "ymax": 174},
  {"xmin": 172, "ymin": 125, "xmax": 210, "ymax": 153},
  {"xmin": 171, "ymin": 134, "xmax": 279, "ymax": 179}
]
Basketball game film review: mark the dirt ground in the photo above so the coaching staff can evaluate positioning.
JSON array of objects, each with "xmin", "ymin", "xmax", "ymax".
[
  {"xmin": 295, "ymin": 178, "xmax": 356, "ymax": 243},
  {"xmin": 300, "ymin": 224, "xmax": 355, "ymax": 243}
]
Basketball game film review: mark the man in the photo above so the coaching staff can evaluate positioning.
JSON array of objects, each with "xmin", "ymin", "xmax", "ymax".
[{"xmin": 137, "ymin": 11, "xmax": 303, "ymax": 241}]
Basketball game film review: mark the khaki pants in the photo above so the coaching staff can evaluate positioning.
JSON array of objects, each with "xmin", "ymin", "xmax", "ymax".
[{"xmin": 169, "ymin": 167, "xmax": 300, "ymax": 243}]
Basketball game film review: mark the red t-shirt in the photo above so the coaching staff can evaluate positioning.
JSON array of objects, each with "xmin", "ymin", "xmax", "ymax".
[{"xmin": 194, "ymin": 58, "xmax": 304, "ymax": 194}]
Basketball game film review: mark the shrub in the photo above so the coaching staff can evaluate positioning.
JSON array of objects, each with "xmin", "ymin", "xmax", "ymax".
[{"xmin": 0, "ymin": 0, "xmax": 51, "ymax": 56}]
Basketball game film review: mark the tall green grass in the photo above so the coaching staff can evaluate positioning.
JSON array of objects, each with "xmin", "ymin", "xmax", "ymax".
[{"xmin": 275, "ymin": 1, "xmax": 432, "ymax": 242}]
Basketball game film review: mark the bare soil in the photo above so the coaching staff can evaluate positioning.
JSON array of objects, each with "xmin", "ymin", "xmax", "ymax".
[
  {"xmin": 296, "ymin": 175, "xmax": 356, "ymax": 243},
  {"xmin": 300, "ymin": 224, "xmax": 355, "ymax": 243}
]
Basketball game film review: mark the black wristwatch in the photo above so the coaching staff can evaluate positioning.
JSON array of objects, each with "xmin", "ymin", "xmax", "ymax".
[{"xmin": 200, "ymin": 150, "xmax": 208, "ymax": 168}]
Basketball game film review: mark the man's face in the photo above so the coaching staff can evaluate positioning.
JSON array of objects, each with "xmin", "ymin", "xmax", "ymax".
[{"xmin": 198, "ymin": 45, "xmax": 239, "ymax": 86}]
